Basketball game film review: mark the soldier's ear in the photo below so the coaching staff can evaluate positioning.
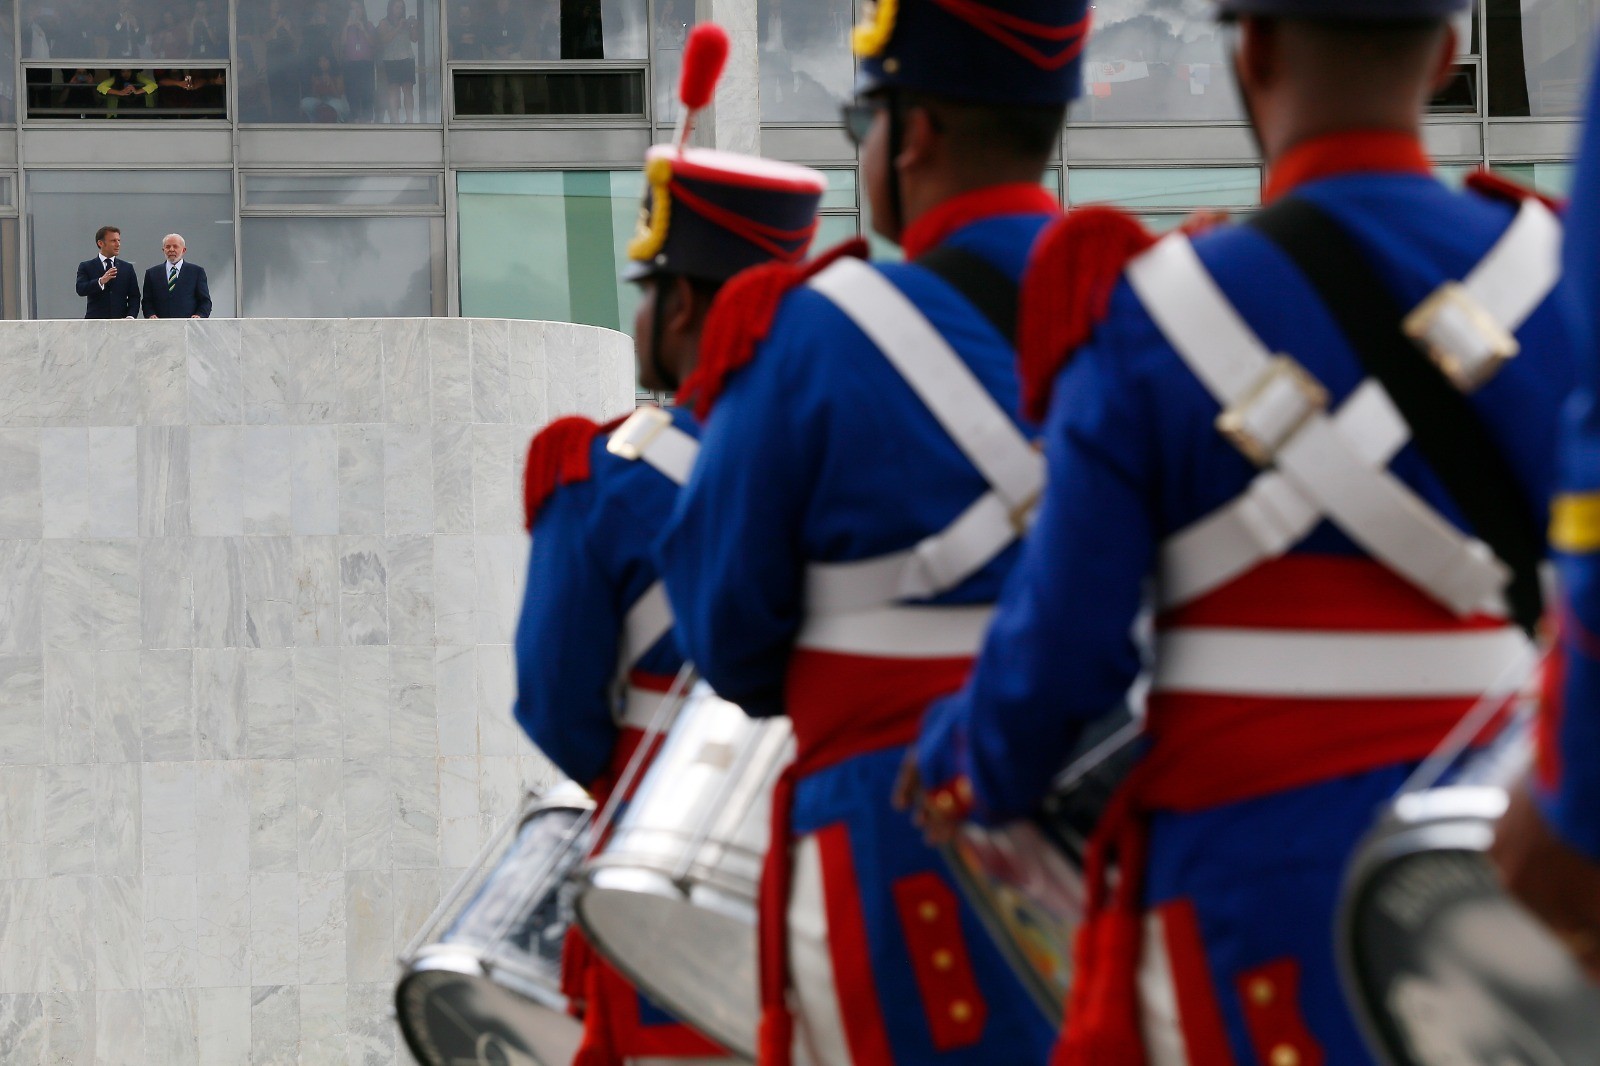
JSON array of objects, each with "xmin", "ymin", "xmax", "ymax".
[
  {"xmin": 1232, "ymin": 15, "xmax": 1279, "ymax": 96},
  {"xmin": 897, "ymin": 103, "xmax": 943, "ymax": 176}
]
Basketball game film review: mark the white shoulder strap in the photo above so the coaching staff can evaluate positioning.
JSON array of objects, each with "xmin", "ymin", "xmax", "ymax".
[
  {"xmin": 607, "ymin": 406, "xmax": 699, "ymax": 486},
  {"xmin": 809, "ymin": 257, "xmax": 1042, "ymax": 511},
  {"xmin": 801, "ymin": 258, "xmax": 1043, "ymax": 615},
  {"xmin": 1159, "ymin": 203, "xmax": 1561, "ymax": 609},
  {"xmin": 1130, "ymin": 233, "xmax": 1509, "ymax": 617},
  {"xmin": 617, "ymin": 580, "xmax": 673, "ymax": 677}
]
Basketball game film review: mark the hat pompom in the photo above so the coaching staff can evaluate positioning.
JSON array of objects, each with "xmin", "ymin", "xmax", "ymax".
[
  {"xmin": 679, "ymin": 23, "xmax": 731, "ymax": 112},
  {"xmin": 1018, "ymin": 207, "xmax": 1155, "ymax": 422}
]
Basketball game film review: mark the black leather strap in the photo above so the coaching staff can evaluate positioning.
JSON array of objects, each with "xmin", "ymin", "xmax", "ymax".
[
  {"xmin": 1249, "ymin": 198, "xmax": 1544, "ymax": 634},
  {"xmin": 916, "ymin": 244, "xmax": 1019, "ymax": 347}
]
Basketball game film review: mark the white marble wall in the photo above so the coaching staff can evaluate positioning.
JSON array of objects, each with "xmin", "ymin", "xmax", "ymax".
[{"xmin": 0, "ymin": 318, "xmax": 636, "ymax": 1065}]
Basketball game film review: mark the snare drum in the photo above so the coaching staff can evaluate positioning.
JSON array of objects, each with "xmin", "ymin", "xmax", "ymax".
[
  {"xmin": 1341, "ymin": 719, "xmax": 1600, "ymax": 1065},
  {"xmin": 576, "ymin": 683, "xmax": 792, "ymax": 1061},
  {"xmin": 396, "ymin": 783, "xmax": 593, "ymax": 1066},
  {"xmin": 941, "ymin": 713, "xmax": 1143, "ymax": 1023}
]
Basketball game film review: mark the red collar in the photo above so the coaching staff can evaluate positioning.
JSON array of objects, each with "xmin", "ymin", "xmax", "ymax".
[
  {"xmin": 1263, "ymin": 130, "xmax": 1432, "ymax": 204},
  {"xmin": 900, "ymin": 183, "xmax": 1061, "ymax": 259}
]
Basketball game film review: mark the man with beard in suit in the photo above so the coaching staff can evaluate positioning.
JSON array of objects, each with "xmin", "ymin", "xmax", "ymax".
[{"xmin": 142, "ymin": 233, "xmax": 213, "ymax": 319}]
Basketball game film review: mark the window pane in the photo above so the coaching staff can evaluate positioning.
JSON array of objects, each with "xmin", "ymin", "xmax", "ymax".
[
  {"xmin": 238, "ymin": 0, "xmax": 441, "ymax": 123},
  {"xmin": 0, "ymin": 175, "xmax": 12, "ymax": 206},
  {"xmin": 1488, "ymin": 0, "xmax": 1599, "ymax": 117},
  {"xmin": 25, "ymin": 66, "xmax": 228, "ymax": 119},
  {"xmin": 1068, "ymin": 167, "xmax": 1260, "ymax": 209},
  {"xmin": 241, "ymin": 215, "xmax": 433, "ymax": 315},
  {"xmin": 452, "ymin": 68, "xmax": 644, "ymax": 116},
  {"xmin": 814, "ymin": 213, "xmax": 857, "ymax": 250},
  {"xmin": 760, "ymin": 0, "xmax": 854, "ymax": 122},
  {"xmin": 654, "ymin": 0, "xmax": 695, "ymax": 123},
  {"xmin": 1429, "ymin": 62, "xmax": 1479, "ymax": 115},
  {"xmin": 0, "ymin": 0, "xmax": 15, "ymax": 121},
  {"xmin": 457, "ymin": 170, "xmax": 643, "ymax": 332},
  {"xmin": 27, "ymin": 169, "xmax": 235, "ymax": 319},
  {"xmin": 244, "ymin": 172, "xmax": 440, "ymax": 206},
  {"xmin": 447, "ymin": 0, "xmax": 645, "ymax": 61},
  {"xmin": 23, "ymin": 0, "xmax": 228, "ymax": 61},
  {"xmin": 0, "ymin": 218, "xmax": 18, "ymax": 318},
  {"xmin": 1492, "ymin": 161, "xmax": 1574, "ymax": 196},
  {"xmin": 817, "ymin": 168, "xmax": 855, "ymax": 211},
  {"xmin": 1069, "ymin": 0, "xmax": 1242, "ymax": 123}
]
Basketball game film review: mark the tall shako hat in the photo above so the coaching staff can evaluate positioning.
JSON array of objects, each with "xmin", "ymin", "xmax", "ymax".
[
  {"xmin": 853, "ymin": 0, "xmax": 1094, "ymax": 105},
  {"xmin": 1214, "ymin": 0, "xmax": 1470, "ymax": 17},
  {"xmin": 625, "ymin": 24, "xmax": 826, "ymax": 283}
]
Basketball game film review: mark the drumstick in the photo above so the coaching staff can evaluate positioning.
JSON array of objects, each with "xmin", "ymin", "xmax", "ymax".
[{"xmin": 672, "ymin": 22, "xmax": 731, "ymax": 152}]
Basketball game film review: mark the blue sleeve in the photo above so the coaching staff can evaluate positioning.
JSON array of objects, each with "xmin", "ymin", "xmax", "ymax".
[
  {"xmin": 658, "ymin": 326, "xmax": 817, "ymax": 718},
  {"xmin": 1546, "ymin": 52, "xmax": 1600, "ymax": 861},
  {"xmin": 75, "ymin": 261, "xmax": 96, "ymax": 297},
  {"xmin": 124, "ymin": 270, "xmax": 140, "ymax": 317},
  {"xmin": 513, "ymin": 489, "xmax": 621, "ymax": 788},
  {"xmin": 917, "ymin": 334, "xmax": 1156, "ymax": 823},
  {"xmin": 195, "ymin": 268, "xmax": 213, "ymax": 318},
  {"xmin": 141, "ymin": 270, "xmax": 156, "ymax": 318}
]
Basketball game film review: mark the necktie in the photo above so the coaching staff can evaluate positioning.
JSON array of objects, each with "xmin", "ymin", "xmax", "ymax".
[{"xmin": 168, "ymin": 264, "xmax": 177, "ymax": 291}]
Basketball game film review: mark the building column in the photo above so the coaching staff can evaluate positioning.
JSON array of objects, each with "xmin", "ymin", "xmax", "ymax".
[{"xmin": 695, "ymin": 0, "xmax": 760, "ymax": 154}]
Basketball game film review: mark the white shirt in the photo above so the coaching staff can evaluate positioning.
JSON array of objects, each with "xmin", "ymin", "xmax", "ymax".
[
  {"xmin": 165, "ymin": 259, "xmax": 184, "ymax": 278},
  {"xmin": 97, "ymin": 255, "xmax": 115, "ymax": 290}
]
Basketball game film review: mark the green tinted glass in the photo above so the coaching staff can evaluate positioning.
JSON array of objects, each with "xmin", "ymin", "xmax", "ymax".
[{"xmin": 1068, "ymin": 167, "xmax": 1261, "ymax": 209}]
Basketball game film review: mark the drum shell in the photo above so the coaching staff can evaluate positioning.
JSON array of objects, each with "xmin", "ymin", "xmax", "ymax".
[
  {"xmin": 1339, "ymin": 728, "xmax": 1600, "ymax": 1066},
  {"xmin": 576, "ymin": 686, "xmax": 791, "ymax": 1061},
  {"xmin": 396, "ymin": 785, "xmax": 592, "ymax": 1066}
]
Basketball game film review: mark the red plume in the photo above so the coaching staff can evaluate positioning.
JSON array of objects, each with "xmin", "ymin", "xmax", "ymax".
[
  {"xmin": 679, "ymin": 23, "xmax": 731, "ymax": 112},
  {"xmin": 1017, "ymin": 207, "xmax": 1156, "ymax": 422},
  {"xmin": 522, "ymin": 414, "xmax": 628, "ymax": 529},
  {"xmin": 1466, "ymin": 168, "xmax": 1564, "ymax": 213}
]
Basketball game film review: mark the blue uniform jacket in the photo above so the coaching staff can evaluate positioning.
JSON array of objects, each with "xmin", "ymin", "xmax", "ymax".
[
  {"xmin": 658, "ymin": 211, "xmax": 1050, "ymax": 716},
  {"xmin": 1549, "ymin": 59, "xmax": 1600, "ymax": 861},
  {"xmin": 513, "ymin": 407, "xmax": 699, "ymax": 789},
  {"xmin": 918, "ymin": 167, "xmax": 1577, "ymax": 824}
]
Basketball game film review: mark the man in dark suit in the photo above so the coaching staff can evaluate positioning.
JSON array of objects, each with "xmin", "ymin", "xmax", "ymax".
[
  {"xmin": 75, "ymin": 226, "xmax": 140, "ymax": 319},
  {"xmin": 141, "ymin": 233, "xmax": 213, "ymax": 319}
]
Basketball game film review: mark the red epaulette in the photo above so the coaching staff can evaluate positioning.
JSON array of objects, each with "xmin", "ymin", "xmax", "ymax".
[
  {"xmin": 522, "ymin": 413, "xmax": 630, "ymax": 530},
  {"xmin": 1465, "ymin": 168, "xmax": 1564, "ymax": 213},
  {"xmin": 1017, "ymin": 206, "xmax": 1156, "ymax": 422},
  {"xmin": 679, "ymin": 237, "xmax": 870, "ymax": 420}
]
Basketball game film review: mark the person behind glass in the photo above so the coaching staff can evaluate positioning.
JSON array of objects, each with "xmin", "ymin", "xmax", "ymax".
[
  {"xmin": 155, "ymin": 9, "xmax": 187, "ymax": 58},
  {"xmin": 900, "ymin": 0, "xmax": 1579, "ymax": 1062},
  {"xmin": 141, "ymin": 233, "xmax": 213, "ymax": 319},
  {"xmin": 340, "ymin": 0, "xmax": 377, "ymax": 122},
  {"xmin": 1492, "ymin": 45, "xmax": 1600, "ymax": 982},
  {"xmin": 76, "ymin": 225, "xmax": 140, "ymax": 319},
  {"xmin": 377, "ymin": 0, "xmax": 418, "ymax": 122},
  {"xmin": 109, "ymin": 0, "xmax": 144, "ymax": 60},
  {"xmin": 97, "ymin": 68, "xmax": 156, "ymax": 114},
  {"xmin": 300, "ymin": 53, "xmax": 350, "ymax": 121},
  {"xmin": 515, "ymin": 28, "xmax": 826, "ymax": 1061},
  {"xmin": 60, "ymin": 67, "xmax": 98, "ymax": 114},
  {"xmin": 263, "ymin": 0, "xmax": 300, "ymax": 121},
  {"xmin": 656, "ymin": 1, "xmax": 1085, "ymax": 1062},
  {"xmin": 482, "ymin": 0, "xmax": 525, "ymax": 113},
  {"xmin": 190, "ymin": 0, "xmax": 225, "ymax": 58}
]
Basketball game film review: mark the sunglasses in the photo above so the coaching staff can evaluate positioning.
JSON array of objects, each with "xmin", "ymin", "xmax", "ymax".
[{"xmin": 841, "ymin": 100, "xmax": 884, "ymax": 146}]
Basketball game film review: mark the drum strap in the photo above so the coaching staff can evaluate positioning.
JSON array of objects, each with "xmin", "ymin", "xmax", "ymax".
[
  {"xmin": 799, "ymin": 257, "xmax": 1040, "ymax": 650},
  {"xmin": 1250, "ymin": 197, "xmax": 1546, "ymax": 636}
]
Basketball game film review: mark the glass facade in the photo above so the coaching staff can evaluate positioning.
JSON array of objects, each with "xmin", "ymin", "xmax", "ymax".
[
  {"xmin": 0, "ymin": 0, "xmax": 1584, "ymax": 323},
  {"xmin": 240, "ymin": 214, "xmax": 436, "ymax": 315},
  {"xmin": 760, "ymin": 0, "xmax": 854, "ymax": 122},
  {"xmin": 457, "ymin": 170, "xmax": 642, "ymax": 332},
  {"xmin": 27, "ymin": 169, "xmax": 235, "ymax": 319}
]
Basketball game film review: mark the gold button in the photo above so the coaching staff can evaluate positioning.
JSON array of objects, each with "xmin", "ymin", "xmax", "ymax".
[
  {"xmin": 918, "ymin": 901, "xmax": 939, "ymax": 923},
  {"xmin": 949, "ymin": 1000, "xmax": 972, "ymax": 1023},
  {"xmin": 1270, "ymin": 1045, "xmax": 1299, "ymax": 1066},
  {"xmin": 932, "ymin": 949, "xmax": 954, "ymax": 972},
  {"xmin": 884, "ymin": 57, "xmax": 901, "ymax": 74},
  {"xmin": 1248, "ymin": 978, "xmax": 1274, "ymax": 1006}
]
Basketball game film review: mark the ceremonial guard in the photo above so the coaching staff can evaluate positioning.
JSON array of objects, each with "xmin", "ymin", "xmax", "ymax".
[
  {"xmin": 656, "ymin": 1, "xmax": 1087, "ymax": 1062},
  {"xmin": 904, "ymin": 1, "xmax": 1580, "ymax": 1062},
  {"xmin": 513, "ymin": 24, "xmax": 826, "ymax": 1064},
  {"xmin": 1493, "ymin": 50, "xmax": 1600, "ymax": 980}
]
